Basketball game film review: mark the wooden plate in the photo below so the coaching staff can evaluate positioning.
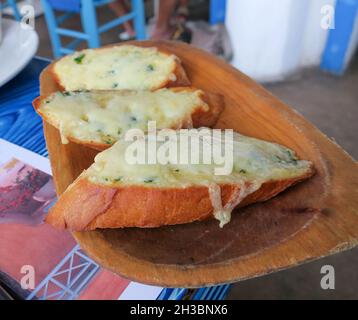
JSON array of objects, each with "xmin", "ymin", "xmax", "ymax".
[{"xmin": 40, "ymin": 41, "xmax": 358, "ymax": 288}]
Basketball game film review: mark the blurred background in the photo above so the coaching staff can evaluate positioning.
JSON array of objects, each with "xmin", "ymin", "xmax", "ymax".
[{"xmin": 0, "ymin": 0, "xmax": 357, "ymax": 299}]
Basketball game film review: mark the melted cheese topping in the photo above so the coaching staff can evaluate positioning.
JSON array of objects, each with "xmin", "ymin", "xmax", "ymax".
[
  {"xmin": 85, "ymin": 131, "xmax": 312, "ymax": 227},
  {"xmin": 39, "ymin": 89, "xmax": 208, "ymax": 145},
  {"xmin": 53, "ymin": 45, "xmax": 178, "ymax": 91}
]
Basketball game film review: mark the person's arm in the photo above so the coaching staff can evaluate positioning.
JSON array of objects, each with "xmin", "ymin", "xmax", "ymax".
[
  {"xmin": 108, "ymin": 0, "xmax": 135, "ymax": 36},
  {"xmin": 151, "ymin": 0, "xmax": 178, "ymax": 39}
]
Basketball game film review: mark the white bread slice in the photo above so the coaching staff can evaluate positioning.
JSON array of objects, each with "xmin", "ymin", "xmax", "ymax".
[
  {"xmin": 33, "ymin": 88, "xmax": 224, "ymax": 151},
  {"xmin": 46, "ymin": 130, "xmax": 315, "ymax": 231},
  {"xmin": 50, "ymin": 45, "xmax": 190, "ymax": 91}
]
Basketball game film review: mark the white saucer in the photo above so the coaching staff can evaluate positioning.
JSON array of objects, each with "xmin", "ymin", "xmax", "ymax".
[{"xmin": 0, "ymin": 18, "xmax": 39, "ymax": 87}]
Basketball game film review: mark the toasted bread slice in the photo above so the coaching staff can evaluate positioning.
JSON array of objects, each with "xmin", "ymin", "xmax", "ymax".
[
  {"xmin": 33, "ymin": 88, "xmax": 224, "ymax": 151},
  {"xmin": 46, "ymin": 130, "xmax": 315, "ymax": 231},
  {"xmin": 50, "ymin": 45, "xmax": 190, "ymax": 91}
]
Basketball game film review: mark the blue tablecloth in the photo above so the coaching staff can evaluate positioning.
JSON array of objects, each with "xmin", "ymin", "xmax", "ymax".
[{"xmin": 0, "ymin": 57, "xmax": 48, "ymax": 156}]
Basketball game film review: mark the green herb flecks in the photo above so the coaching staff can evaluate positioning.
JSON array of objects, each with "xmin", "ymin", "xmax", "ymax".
[
  {"xmin": 112, "ymin": 83, "xmax": 119, "ymax": 88},
  {"xmin": 286, "ymin": 150, "xmax": 298, "ymax": 164},
  {"xmin": 273, "ymin": 155, "xmax": 283, "ymax": 163},
  {"xmin": 74, "ymin": 53, "xmax": 86, "ymax": 64},
  {"xmin": 146, "ymin": 64, "xmax": 155, "ymax": 72},
  {"xmin": 144, "ymin": 177, "xmax": 156, "ymax": 184},
  {"xmin": 99, "ymin": 133, "xmax": 114, "ymax": 145},
  {"xmin": 105, "ymin": 139, "xmax": 113, "ymax": 145},
  {"xmin": 273, "ymin": 151, "xmax": 298, "ymax": 165}
]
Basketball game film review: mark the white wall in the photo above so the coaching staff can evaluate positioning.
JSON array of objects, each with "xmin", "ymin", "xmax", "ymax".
[
  {"xmin": 225, "ymin": 0, "xmax": 357, "ymax": 81},
  {"xmin": 226, "ymin": 0, "xmax": 310, "ymax": 81}
]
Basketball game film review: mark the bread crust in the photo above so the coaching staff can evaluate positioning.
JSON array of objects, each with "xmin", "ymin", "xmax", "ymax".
[
  {"xmin": 48, "ymin": 45, "xmax": 191, "ymax": 92},
  {"xmin": 46, "ymin": 165, "xmax": 315, "ymax": 231},
  {"xmin": 32, "ymin": 88, "xmax": 225, "ymax": 151}
]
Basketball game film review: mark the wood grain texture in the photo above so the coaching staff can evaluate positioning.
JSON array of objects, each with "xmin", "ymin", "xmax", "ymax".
[{"xmin": 39, "ymin": 41, "xmax": 358, "ymax": 287}]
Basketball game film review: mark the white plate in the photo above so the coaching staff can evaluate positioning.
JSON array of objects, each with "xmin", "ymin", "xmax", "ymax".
[{"xmin": 0, "ymin": 18, "xmax": 39, "ymax": 87}]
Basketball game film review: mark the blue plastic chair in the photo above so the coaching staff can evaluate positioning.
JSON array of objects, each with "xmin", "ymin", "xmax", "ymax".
[
  {"xmin": 321, "ymin": 0, "xmax": 358, "ymax": 75},
  {"xmin": 0, "ymin": 0, "xmax": 21, "ymax": 21},
  {"xmin": 209, "ymin": 0, "xmax": 226, "ymax": 25},
  {"xmin": 41, "ymin": 0, "xmax": 147, "ymax": 58}
]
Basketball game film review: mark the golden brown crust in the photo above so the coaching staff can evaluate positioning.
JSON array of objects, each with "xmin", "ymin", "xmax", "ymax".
[
  {"xmin": 161, "ymin": 60, "xmax": 191, "ymax": 88},
  {"xmin": 192, "ymin": 91, "xmax": 225, "ymax": 128},
  {"xmin": 32, "ymin": 88, "xmax": 224, "ymax": 151},
  {"xmin": 46, "ymin": 165, "xmax": 315, "ymax": 231},
  {"xmin": 48, "ymin": 62, "xmax": 65, "ymax": 91},
  {"xmin": 48, "ymin": 45, "xmax": 190, "ymax": 92}
]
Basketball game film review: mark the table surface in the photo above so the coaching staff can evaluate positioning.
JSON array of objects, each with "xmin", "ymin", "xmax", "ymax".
[
  {"xmin": 0, "ymin": 57, "xmax": 49, "ymax": 156},
  {"xmin": 0, "ymin": 57, "xmax": 230, "ymax": 300}
]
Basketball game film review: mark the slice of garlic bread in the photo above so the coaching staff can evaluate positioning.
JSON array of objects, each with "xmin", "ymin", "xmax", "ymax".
[
  {"xmin": 51, "ymin": 45, "xmax": 190, "ymax": 91},
  {"xmin": 33, "ymin": 88, "xmax": 224, "ymax": 150},
  {"xmin": 46, "ymin": 131, "xmax": 314, "ymax": 231}
]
